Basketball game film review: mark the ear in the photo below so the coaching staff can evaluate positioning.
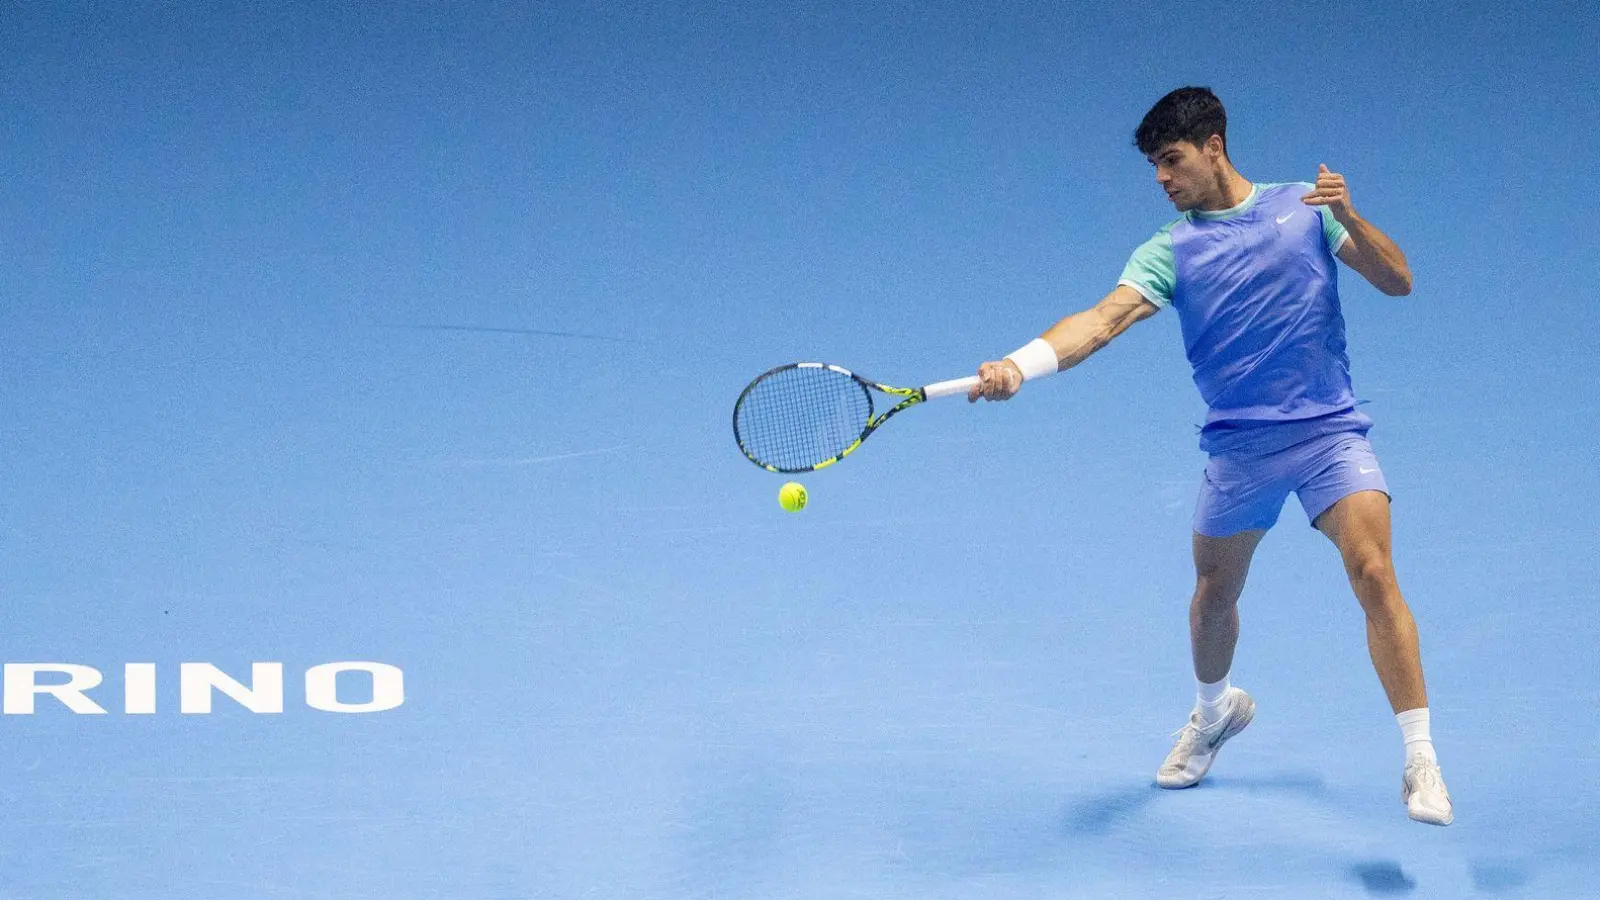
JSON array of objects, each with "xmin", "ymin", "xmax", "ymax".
[{"xmin": 1204, "ymin": 133, "xmax": 1226, "ymax": 160}]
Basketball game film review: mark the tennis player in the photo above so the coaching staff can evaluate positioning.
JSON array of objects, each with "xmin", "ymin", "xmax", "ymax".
[{"xmin": 968, "ymin": 87, "xmax": 1451, "ymax": 825}]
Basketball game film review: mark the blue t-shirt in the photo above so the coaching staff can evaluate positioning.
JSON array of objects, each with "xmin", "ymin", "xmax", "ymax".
[{"xmin": 1118, "ymin": 183, "xmax": 1370, "ymax": 454}]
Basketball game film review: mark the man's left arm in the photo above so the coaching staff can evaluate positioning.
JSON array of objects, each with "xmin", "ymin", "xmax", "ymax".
[{"xmin": 1302, "ymin": 163, "xmax": 1413, "ymax": 296}]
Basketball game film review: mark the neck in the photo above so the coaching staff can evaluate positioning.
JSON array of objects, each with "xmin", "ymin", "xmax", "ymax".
[{"xmin": 1198, "ymin": 167, "xmax": 1253, "ymax": 212}]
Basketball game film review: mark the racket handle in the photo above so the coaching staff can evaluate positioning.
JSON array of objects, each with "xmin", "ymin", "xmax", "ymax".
[{"xmin": 922, "ymin": 376, "xmax": 981, "ymax": 400}]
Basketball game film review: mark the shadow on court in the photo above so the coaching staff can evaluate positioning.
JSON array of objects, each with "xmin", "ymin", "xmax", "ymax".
[
  {"xmin": 1197, "ymin": 771, "xmax": 1328, "ymax": 795},
  {"xmin": 1470, "ymin": 860, "xmax": 1531, "ymax": 893},
  {"xmin": 1060, "ymin": 784, "xmax": 1162, "ymax": 836},
  {"xmin": 1349, "ymin": 860, "xmax": 1415, "ymax": 895},
  {"xmin": 1062, "ymin": 771, "xmax": 1329, "ymax": 836}
]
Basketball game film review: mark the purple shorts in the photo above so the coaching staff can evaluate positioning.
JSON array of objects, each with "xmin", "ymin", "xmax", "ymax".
[{"xmin": 1193, "ymin": 430, "xmax": 1390, "ymax": 537}]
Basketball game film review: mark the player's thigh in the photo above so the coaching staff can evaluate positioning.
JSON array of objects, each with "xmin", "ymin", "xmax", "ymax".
[
  {"xmin": 1192, "ymin": 528, "xmax": 1267, "ymax": 601},
  {"xmin": 1312, "ymin": 489, "xmax": 1398, "ymax": 590}
]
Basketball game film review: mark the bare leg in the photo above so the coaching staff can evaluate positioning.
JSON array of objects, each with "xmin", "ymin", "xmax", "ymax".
[
  {"xmin": 1156, "ymin": 529, "xmax": 1269, "ymax": 789},
  {"xmin": 1190, "ymin": 529, "xmax": 1267, "ymax": 683},
  {"xmin": 1313, "ymin": 490, "xmax": 1428, "ymax": 712}
]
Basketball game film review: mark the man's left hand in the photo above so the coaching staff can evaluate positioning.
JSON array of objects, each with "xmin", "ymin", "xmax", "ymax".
[{"xmin": 1301, "ymin": 164, "xmax": 1357, "ymax": 223}]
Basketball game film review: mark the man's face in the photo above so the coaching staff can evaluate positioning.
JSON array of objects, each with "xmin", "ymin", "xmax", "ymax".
[{"xmin": 1148, "ymin": 137, "xmax": 1223, "ymax": 211}]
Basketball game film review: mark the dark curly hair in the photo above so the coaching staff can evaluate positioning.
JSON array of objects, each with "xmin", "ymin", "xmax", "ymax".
[{"xmin": 1134, "ymin": 87, "xmax": 1227, "ymax": 157}]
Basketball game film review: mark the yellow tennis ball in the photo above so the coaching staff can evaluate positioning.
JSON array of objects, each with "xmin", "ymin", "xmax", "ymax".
[{"xmin": 778, "ymin": 481, "xmax": 808, "ymax": 512}]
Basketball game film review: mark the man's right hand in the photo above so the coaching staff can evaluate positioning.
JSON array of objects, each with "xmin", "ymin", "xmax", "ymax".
[{"xmin": 967, "ymin": 360, "xmax": 1024, "ymax": 402}]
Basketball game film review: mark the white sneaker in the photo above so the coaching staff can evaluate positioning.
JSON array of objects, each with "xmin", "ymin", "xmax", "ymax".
[
  {"xmin": 1402, "ymin": 758, "xmax": 1454, "ymax": 825},
  {"xmin": 1156, "ymin": 687, "xmax": 1255, "ymax": 789}
]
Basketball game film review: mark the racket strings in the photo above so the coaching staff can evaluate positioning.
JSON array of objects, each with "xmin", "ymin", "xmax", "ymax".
[{"xmin": 734, "ymin": 366, "xmax": 873, "ymax": 471}]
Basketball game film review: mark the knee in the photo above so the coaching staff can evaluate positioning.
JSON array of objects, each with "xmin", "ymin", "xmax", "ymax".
[
  {"xmin": 1345, "ymin": 553, "xmax": 1411, "ymax": 625},
  {"xmin": 1345, "ymin": 551, "xmax": 1397, "ymax": 596},
  {"xmin": 1192, "ymin": 577, "xmax": 1243, "ymax": 614}
]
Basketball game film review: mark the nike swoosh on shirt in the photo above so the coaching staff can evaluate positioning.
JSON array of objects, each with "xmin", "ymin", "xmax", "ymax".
[
  {"xmin": 1359, "ymin": 467, "xmax": 1377, "ymax": 474},
  {"xmin": 1276, "ymin": 213, "xmax": 1296, "ymax": 224}
]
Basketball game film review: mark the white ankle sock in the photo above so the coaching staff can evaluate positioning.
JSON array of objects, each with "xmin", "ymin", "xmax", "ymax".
[
  {"xmin": 1196, "ymin": 676, "xmax": 1231, "ymax": 725},
  {"xmin": 1396, "ymin": 707, "xmax": 1438, "ymax": 764}
]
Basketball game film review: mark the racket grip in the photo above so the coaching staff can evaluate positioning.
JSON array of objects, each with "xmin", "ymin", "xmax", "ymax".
[{"xmin": 922, "ymin": 376, "xmax": 981, "ymax": 400}]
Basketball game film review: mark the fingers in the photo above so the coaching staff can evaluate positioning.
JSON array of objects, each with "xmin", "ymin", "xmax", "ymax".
[
  {"xmin": 968, "ymin": 360, "xmax": 1022, "ymax": 402},
  {"xmin": 975, "ymin": 362, "xmax": 1003, "ymax": 402},
  {"xmin": 1301, "ymin": 166, "xmax": 1349, "ymax": 207},
  {"xmin": 1310, "ymin": 170, "xmax": 1345, "ymax": 191}
]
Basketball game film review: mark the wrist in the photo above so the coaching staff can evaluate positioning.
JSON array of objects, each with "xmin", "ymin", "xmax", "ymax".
[{"xmin": 1004, "ymin": 338, "xmax": 1058, "ymax": 381}]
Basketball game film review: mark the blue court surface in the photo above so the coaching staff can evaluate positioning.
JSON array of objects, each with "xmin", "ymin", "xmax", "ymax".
[{"xmin": 4, "ymin": 3, "xmax": 1596, "ymax": 898}]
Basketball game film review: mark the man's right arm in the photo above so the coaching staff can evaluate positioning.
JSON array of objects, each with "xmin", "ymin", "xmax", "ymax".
[{"xmin": 967, "ymin": 284, "xmax": 1161, "ymax": 402}]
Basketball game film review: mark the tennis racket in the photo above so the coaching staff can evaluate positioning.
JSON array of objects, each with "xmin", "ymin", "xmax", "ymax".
[{"xmin": 732, "ymin": 362, "xmax": 980, "ymax": 472}]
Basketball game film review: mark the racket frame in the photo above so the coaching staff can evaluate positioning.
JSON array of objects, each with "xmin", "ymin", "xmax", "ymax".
[{"xmin": 733, "ymin": 362, "xmax": 976, "ymax": 473}]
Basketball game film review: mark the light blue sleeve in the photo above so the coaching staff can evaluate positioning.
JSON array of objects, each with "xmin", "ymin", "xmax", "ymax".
[
  {"xmin": 1319, "ymin": 205, "xmax": 1350, "ymax": 253},
  {"xmin": 1294, "ymin": 181, "xmax": 1350, "ymax": 253},
  {"xmin": 1117, "ymin": 220, "xmax": 1179, "ymax": 308}
]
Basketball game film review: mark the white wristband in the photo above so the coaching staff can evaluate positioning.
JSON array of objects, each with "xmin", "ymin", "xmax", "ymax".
[{"xmin": 1004, "ymin": 338, "xmax": 1058, "ymax": 381}]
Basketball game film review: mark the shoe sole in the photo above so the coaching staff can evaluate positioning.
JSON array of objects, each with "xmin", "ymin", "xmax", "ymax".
[
  {"xmin": 1407, "ymin": 810, "xmax": 1454, "ymax": 826},
  {"xmin": 1402, "ymin": 785, "xmax": 1454, "ymax": 826}
]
